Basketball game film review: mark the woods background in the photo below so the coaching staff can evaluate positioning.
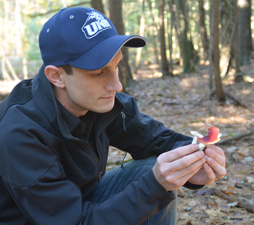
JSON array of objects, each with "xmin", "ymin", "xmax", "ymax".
[
  {"xmin": 1, "ymin": 0, "xmax": 254, "ymax": 224},
  {"xmin": 1, "ymin": 0, "xmax": 253, "ymax": 98}
]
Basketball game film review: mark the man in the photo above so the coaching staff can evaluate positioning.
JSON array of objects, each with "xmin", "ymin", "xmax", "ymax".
[{"xmin": 0, "ymin": 7, "xmax": 226, "ymax": 225}]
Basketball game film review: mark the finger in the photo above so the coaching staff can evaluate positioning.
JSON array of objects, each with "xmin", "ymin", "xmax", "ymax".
[
  {"xmin": 202, "ymin": 163, "xmax": 217, "ymax": 185},
  {"xmin": 167, "ymin": 157, "xmax": 206, "ymax": 181},
  {"xmin": 155, "ymin": 150, "xmax": 205, "ymax": 179},
  {"xmin": 206, "ymin": 144, "xmax": 225, "ymax": 157},
  {"xmin": 159, "ymin": 155, "xmax": 207, "ymax": 187},
  {"xmin": 154, "ymin": 153, "xmax": 205, "ymax": 191},
  {"xmin": 165, "ymin": 165, "xmax": 204, "ymax": 191},
  {"xmin": 178, "ymin": 165, "xmax": 205, "ymax": 185},
  {"xmin": 206, "ymin": 157, "xmax": 227, "ymax": 178},
  {"xmin": 167, "ymin": 150, "xmax": 205, "ymax": 172},
  {"xmin": 160, "ymin": 144, "xmax": 199, "ymax": 163},
  {"xmin": 204, "ymin": 147, "xmax": 226, "ymax": 167}
]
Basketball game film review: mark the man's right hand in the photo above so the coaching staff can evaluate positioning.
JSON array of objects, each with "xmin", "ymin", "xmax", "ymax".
[{"xmin": 152, "ymin": 144, "xmax": 206, "ymax": 191}]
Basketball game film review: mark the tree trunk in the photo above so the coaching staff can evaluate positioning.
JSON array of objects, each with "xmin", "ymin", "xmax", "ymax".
[
  {"xmin": 220, "ymin": 0, "xmax": 235, "ymax": 75},
  {"xmin": 168, "ymin": 0, "xmax": 174, "ymax": 75},
  {"xmin": 108, "ymin": 0, "xmax": 135, "ymax": 90},
  {"xmin": 238, "ymin": 0, "xmax": 252, "ymax": 66},
  {"xmin": 234, "ymin": 0, "xmax": 241, "ymax": 82},
  {"xmin": 198, "ymin": 0, "xmax": 209, "ymax": 57},
  {"xmin": 175, "ymin": 0, "xmax": 195, "ymax": 73},
  {"xmin": 91, "ymin": 0, "xmax": 105, "ymax": 14},
  {"xmin": 134, "ymin": 0, "xmax": 145, "ymax": 73},
  {"xmin": 223, "ymin": 0, "xmax": 241, "ymax": 77},
  {"xmin": 208, "ymin": 2, "xmax": 214, "ymax": 92},
  {"xmin": 212, "ymin": 0, "xmax": 225, "ymax": 102},
  {"xmin": 147, "ymin": 0, "xmax": 159, "ymax": 64},
  {"xmin": 158, "ymin": 0, "xmax": 171, "ymax": 76}
]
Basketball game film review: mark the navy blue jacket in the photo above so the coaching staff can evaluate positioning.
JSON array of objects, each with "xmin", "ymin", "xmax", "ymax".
[{"xmin": 0, "ymin": 66, "xmax": 200, "ymax": 225}]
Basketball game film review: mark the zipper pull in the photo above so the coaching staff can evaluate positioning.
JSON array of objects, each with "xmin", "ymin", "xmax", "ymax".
[
  {"xmin": 121, "ymin": 112, "xmax": 126, "ymax": 132},
  {"xmin": 98, "ymin": 171, "xmax": 103, "ymax": 182},
  {"xmin": 121, "ymin": 152, "xmax": 127, "ymax": 168}
]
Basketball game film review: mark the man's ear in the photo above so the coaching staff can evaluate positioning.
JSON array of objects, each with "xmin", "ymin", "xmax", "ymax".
[{"xmin": 44, "ymin": 65, "xmax": 66, "ymax": 88}]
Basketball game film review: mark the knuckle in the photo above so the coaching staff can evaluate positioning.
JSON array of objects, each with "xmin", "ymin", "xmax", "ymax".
[
  {"xmin": 160, "ymin": 168, "xmax": 167, "ymax": 177},
  {"xmin": 160, "ymin": 167, "xmax": 173, "ymax": 177},
  {"xmin": 174, "ymin": 147, "xmax": 187, "ymax": 158},
  {"xmin": 174, "ymin": 179, "xmax": 183, "ymax": 187},
  {"xmin": 165, "ymin": 176, "xmax": 174, "ymax": 184},
  {"xmin": 164, "ymin": 176, "xmax": 183, "ymax": 188},
  {"xmin": 156, "ymin": 154, "xmax": 164, "ymax": 165},
  {"xmin": 181, "ymin": 158, "xmax": 190, "ymax": 167}
]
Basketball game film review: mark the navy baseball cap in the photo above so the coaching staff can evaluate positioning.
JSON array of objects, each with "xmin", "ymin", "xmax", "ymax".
[{"xmin": 39, "ymin": 7, "xmax": 146, "ymax": 70}]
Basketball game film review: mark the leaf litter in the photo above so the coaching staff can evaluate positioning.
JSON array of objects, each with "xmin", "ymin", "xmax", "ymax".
[
  {"xmin": 1, "ymin": 64, "xmax": 254, "ymax": 224},
  {"xmin": 108, "ymin": 65, "xmax": 254, "ymax": 224}
]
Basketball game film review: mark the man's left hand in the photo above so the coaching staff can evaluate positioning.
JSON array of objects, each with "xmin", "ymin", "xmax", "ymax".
[{"xmin": 187, "ymin": 144, "xmax": 226, "ymax": 185}]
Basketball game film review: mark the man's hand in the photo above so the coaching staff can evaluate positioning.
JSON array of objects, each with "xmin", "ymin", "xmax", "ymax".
[
  {"xmin": 152, "ymin": 144, "xmax": 207, "ymax": 191},
  {"xmin": 187, "ymin": 144, "xmax": 226, "ymax": 185}
]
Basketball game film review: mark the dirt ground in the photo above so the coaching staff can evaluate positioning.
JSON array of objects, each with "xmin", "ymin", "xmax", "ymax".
[
  {"xmin": 1, "ymin": 64, "xmax": 254, "ymax": 224},
  {"xmin": 109, "ymin": 65, "xmax": 254, "ymax": 224}
]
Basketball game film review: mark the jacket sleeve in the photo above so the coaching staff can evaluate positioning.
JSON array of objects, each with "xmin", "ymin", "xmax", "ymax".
[
  {"xmin": 107, "ymin": 93, "xmax": 193, "ymax": 159},
  {"xmin": 3, "ymin": 158, "xmax": 174, "ymax": 225},
  {"xmin": 107, "ymin": 93, "xmax": 204, "ymax": 190},
  {"xmin": 0, "ymin": 114, "xmax": 174, "ymax": 225}
]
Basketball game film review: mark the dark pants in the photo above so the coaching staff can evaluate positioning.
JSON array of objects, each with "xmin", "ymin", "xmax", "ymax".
[{"xmin": 85, "ymin": 156, "xmax": 177, "ymax": 225}]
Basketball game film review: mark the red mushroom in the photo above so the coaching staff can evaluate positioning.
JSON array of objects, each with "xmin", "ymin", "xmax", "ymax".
[
  {"xmin": 190, "ymin": 126, "xmax": 221, "ymax": 150},
  {"xmin": 197, "ymin": 126, "xmax": 221, "ymax": 145}
]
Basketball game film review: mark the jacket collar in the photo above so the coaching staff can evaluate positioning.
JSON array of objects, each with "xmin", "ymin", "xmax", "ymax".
[{"xmin": 32, "ymin": 64, "xmax": 124, "ymax": 138}]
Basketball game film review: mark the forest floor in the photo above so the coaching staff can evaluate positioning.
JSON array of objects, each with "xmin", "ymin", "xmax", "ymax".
[
  {"xmin": 1, "ymin": 63, "xmax": 254, "ymax": 224},
  {"xmin": 108, "ymin": 63, "xmax": 254, "ymax": 225}
]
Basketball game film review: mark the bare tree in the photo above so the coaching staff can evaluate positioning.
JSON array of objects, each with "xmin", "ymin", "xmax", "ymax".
[
  {"xmin": 212, "ymin": 0, "xmax": 225, "ymax": 102},
  {"xmin": 147, "ymin": 0, "xmax": 159, "ymax": 65},
  {"xmin": 134, "ymin": 0, "xmax": 145, "ymax": 74},
  {"xmin": 91, "ymin": 0, "xmax": 105, "ymax": 14},
  {"xmin": 234, "ymin": 0, "xmax": 241, "ymax": 81},
  {"xmin": 174, "ymin": 0, "xmax": 196, "ymax": 73},
  {"xmin": 158, "ymin": 0, "xmax": 171, "ymax": 76},
  {"xmin": 108, "ymin": 0, "xmax": 134, "ymax": 90},
  {"xmin": 238, "ymin": 0, "xmax": 252, "ymax": 66},
  {"xmin": 168, "ymin": 0, "xmax": 174, "ymax": 74},
  {"xmin": 220, "ymin": 0, "xmax": 236, "ymax": 75},
  {"xmin": 198, "ymin": 0, "xmax": 209, "ymax": 57}
]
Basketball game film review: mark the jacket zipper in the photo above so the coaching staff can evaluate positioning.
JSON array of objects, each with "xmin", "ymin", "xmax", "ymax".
[
  {"xmin": 98, "ymin": 171, "xmax": 103, "ymax": 181},
  {"xmin": 121, "ymin": 112, "xmax": 126, "ymax": 132},
  {"xmin": 82, "ymin": 141, "xmax": 102, "ymax": 182},
  {"xmin": 93, "ymin": 140, "xmax": 103, "ymax": 182},
  {"xmin": 120, "ymin": 112, "xmax": 127, "ymax": 168},
  {"xmin": 97, "ymin": 112, "xmax": 127, "ymax": 181}
]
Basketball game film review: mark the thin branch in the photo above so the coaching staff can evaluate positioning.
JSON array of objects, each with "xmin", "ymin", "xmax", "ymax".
[
  {"xmin": 213, "ymin": 188, "xmax": 254, "ymax": 213},
  {"xmin": 225, "ymin": 92, "xmax": 254, "ymax": 112},
  {"xmin": 219, "ymin": 130, "xmax": 253, "ymax": 145}
]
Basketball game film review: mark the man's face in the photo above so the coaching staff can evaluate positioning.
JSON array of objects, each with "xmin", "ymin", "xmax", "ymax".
[{"xmin": 57, "ymin": 51, "xmax": 123, "ymax": 117}]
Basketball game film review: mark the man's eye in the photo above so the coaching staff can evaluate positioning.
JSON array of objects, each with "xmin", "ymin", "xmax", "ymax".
[
  {"xmin": 118, "ymin": 61, "xmax": 123, "ymax": 68},
  {"xmin": 93, "ymin": 71, "xmax": 103, "ymax": 77}
]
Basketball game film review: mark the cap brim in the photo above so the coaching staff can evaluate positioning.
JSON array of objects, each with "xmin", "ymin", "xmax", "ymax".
[{"xmin": 69, "ymin": 35, "xmax": 146, "ymax": 70}]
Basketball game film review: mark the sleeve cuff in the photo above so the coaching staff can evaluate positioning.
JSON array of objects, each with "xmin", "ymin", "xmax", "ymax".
[
  {"xmin": 183, "ymin": 181, "xmax": 204, "ymax": 190},
  {"xmin": 143, "ymin": 169, "xmax": 175, "ymax": 203}
]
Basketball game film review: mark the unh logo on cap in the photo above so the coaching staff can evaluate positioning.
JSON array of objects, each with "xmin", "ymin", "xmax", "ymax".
[{"xmin": 81, "ymin": 11, "xmax": 112, "ymax": 39}]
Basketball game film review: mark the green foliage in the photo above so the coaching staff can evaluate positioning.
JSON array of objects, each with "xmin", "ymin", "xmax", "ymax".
[
  {"xmin": 1, "ymin": 0, "xmax": 253, "ymax": 79},
  {"xmin": 24, "ymin": 19, "xmax": 43, "ymax": 61}
]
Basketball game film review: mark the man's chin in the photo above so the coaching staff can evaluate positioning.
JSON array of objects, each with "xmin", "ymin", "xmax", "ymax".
[{"xmin": 96, "ymin": 104, "xmax": 115, "ymax": 114}]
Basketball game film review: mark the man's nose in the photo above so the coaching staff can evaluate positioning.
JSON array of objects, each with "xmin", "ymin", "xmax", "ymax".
[{"xmin": 105, "ymin": 69, "xmax": 123, "ymax": 92}]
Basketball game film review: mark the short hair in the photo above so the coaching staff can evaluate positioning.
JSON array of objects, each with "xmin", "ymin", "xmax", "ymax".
[{"xmin": 61, "ymin": 65, "xmax": 73, "ymax": 75}]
